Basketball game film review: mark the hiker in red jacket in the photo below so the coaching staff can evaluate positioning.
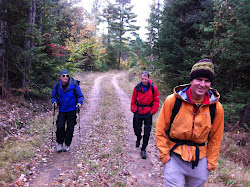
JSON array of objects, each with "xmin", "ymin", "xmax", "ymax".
[{"xmin": 131, "ymin": 71, "xmax": 160, "ymax": 159}]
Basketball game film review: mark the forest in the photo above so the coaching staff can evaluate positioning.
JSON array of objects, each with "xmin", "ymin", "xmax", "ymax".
[
  {"xmin": 0, "ymin": 0, "xmax": 249, "ymax": 186},
  {"xmin": 1, "ymin": 0, "xmax": 249, "ymax": 129}
]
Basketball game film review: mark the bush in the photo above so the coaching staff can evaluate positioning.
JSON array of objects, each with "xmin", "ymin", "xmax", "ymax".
[{"xmin": 223, "ymin": 103, "xmax": 246, "ymax": 125}]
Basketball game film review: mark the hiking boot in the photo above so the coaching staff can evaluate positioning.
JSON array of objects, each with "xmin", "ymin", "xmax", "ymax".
[
  {"xmin": 57, "ymin": 144, "xmax": 63, "ymax": 152},
  {"xmin": 136, "ymin": 140, "xmax": 140, "ymax": 148},
  {"xmin": 141, "ymin": 150, "xmax": 147, "ymax": 159},
  {"xmin": 64, "ymin": 145, "xmax": 70, "ymax": 152}
]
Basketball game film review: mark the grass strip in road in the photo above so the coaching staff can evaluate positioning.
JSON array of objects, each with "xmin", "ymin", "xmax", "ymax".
[{"xmin": 72, "ymin": 75, "xmax": 127, "ymax": 186}]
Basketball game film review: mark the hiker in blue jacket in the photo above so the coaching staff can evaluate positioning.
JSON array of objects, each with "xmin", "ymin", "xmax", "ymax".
[{"xmin": 51, "ymin": 70, "xmax": 84, "ymax": 152}]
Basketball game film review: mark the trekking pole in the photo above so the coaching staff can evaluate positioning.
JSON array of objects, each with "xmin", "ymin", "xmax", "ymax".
[
  {"xmin": 51, "ymin": 103, "xmax": 56, "ymax": 148},
  {"xmin": 77, "ymin": 106, "xmax": 81, "ymax": 140}
]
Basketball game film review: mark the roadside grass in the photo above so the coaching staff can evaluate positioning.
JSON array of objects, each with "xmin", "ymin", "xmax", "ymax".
[
  {"xmin": 206, "ymin": 131, "xmax": 250, "ymax": 187},
  {"xmin": 116, "ymin": 70, "xmax": 140, "ymax": 97},
  {"xmin": 0, "ymin": 114, "xmax": 51, "ymax": 186},
  {"xmin": 72, "ymin": 75, "xmax": 127, "ymax": 186},
  {"xmin": 208, "ymin": 155, "xmax": 249, "ymax": 186}
]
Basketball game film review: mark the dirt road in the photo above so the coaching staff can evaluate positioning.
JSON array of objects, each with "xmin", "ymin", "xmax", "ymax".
[{"xmin": 28, "ymin": 72, "xmax": 163, "ymax": 186}]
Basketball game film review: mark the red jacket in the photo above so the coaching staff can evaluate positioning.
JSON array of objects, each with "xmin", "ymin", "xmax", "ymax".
[{"xmin": 131, "ymin": 79, "xmax": 160, "ymax": 115}]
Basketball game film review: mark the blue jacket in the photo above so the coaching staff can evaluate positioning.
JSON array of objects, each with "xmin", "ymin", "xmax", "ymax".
[{"xmin": 51, "ymin": 77, "xmax": 84, "ymax": 112}]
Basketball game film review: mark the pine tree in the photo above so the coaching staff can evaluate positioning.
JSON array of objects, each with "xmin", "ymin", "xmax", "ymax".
[
  {"xmin": 158, "ymin": 0, "xmax": 214, "ymax": 86},
  {"xmin": 146, "ymin": 0, "xmax": 162, "ymax": 60},
  {"xmin": 102, "ymin": 0, "xmax": 139, "ymax": 69},
  {"xmin": 203, "ymin": 0, "xmax": 250, "ymax": 100}
]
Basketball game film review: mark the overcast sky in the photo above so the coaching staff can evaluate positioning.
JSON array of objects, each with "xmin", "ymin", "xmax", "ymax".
[{"xmin": 78, "ymin": 0, "xmax": 163, "ymax": 41}]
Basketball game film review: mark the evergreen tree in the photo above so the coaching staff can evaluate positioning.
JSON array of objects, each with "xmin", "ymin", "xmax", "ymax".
[
  {"xmin": 102, "ymin": 2, "xmax": 118, "ymax": 46},
  {"xmin": 102, "ymin": 0, "xmax": 139, "ymax": 69},
  {"xmin": 158, "ymin": 0, "xmax": 214, "ymax": 87},
  {"xmin": 0, "ymin": 0, "xmax": 79, "ymax": 97},
  {"xmin": 202, "ymin": 0, "xmax": 250, "ymax": 101},
  {"xmin": 146, "ymin": 0, "xmax": 162, "ymax": 60}
]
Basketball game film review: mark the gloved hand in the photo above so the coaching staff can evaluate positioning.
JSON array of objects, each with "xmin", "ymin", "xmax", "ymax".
[
  {"xmin": 76, "ymin": 103, "xmax": 82, "ymax": 109},
  {"xmin": 52, "ymin": 102, "xmax": 57, "ymax": 108}
]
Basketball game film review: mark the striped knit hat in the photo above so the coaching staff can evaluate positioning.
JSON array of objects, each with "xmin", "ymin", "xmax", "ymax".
[{"xmin": 190, "ymin": 59, "xmax": 214, "ymax": 82}]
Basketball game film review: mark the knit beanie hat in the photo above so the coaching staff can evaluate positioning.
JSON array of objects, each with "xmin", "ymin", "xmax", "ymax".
[
  {"xmin": 60, "ymin": 70, "xmax": 69, "ymax": 75},
  {"xmin": 190, "ymin": 59, "xmax": 214, "ymax": 82}
]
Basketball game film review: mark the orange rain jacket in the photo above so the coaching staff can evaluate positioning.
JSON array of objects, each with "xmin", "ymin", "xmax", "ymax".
[{"xmin": 155, "ymin": 84, "xmax": 224, "ymax": 170}]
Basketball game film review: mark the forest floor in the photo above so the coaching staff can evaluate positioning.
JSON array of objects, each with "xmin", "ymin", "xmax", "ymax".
[{"xmin": 0, "ymin": 71, "xmax": 249, "ymax": 187}]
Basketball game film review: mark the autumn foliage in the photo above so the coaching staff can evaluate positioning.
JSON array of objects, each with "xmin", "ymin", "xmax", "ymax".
[{"xmin": 43, "ymin": 33, "xmax": 70, "ymax": 59}]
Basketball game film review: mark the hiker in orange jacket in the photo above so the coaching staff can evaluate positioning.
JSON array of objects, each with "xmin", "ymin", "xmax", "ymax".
[
  {"xmin": 156, "ymin": 59, "xmax": 224, "ymax": 186},
  {"xmin": 131, "ymin": 71, "xmax": 160, "ymax": 159}
]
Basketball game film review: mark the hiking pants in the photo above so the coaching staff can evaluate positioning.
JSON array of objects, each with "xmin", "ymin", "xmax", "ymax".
[
  {"xmin": 56, "ymin": 110, "xmax": 77, "ymax": 146},
  {"xmin": 133, "ymin": 112, "xmax": 152, "ymax": 151},
  {"xmin": 164, "ymin": 153, "xmax": 209, "ymax": 187}
]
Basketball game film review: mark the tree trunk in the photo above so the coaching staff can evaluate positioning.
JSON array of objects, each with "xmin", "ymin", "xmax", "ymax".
[
  {"xmin": 118, "ymin": 13, "xmax": 124, "ymax": 70},
  {"xmin": 0, "ymin": 0, "xmax": 8, "ymax": 97},
  {"xmin": 39, "ymin": 0, "xmax": 43, "ymax": 46},
  {"xmin": 157, "ymin": 0, "xmax": 161, "ymax": 59},
  {"xmin": 23, "ymin": 0, "xmax": 36, "ymax": 88}
]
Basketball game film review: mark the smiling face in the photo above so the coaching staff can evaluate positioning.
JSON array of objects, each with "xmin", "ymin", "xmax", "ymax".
[
  {"xmin": 141, "ymin": 74, "xmax": 149, "ymax": 86},
  {"xmin": 60, "ymin": 74, "xmax": 69, "ymax": 85},
  {"xmin": 190, "ymin": 77, "xmax": 211, "ymax": 100}
]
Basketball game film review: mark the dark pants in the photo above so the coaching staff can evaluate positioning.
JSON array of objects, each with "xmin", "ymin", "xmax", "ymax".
[
  {"xmin": 56, "ymin": 110, "xmax": 77, "ymax": 146},
  {"xmin": 133, "ymin": 112, "xmax": 152, "ymax": 151}
]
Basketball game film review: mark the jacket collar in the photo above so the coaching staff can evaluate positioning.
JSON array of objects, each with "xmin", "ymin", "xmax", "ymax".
[{"xmin": 174, "ymin": 84, "xmax": 220, "ymax": 105}]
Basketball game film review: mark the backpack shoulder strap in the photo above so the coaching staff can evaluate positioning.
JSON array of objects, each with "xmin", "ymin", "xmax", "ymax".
[
  {"xmin": 74, "ymin": 79, "xmax": 80, "ymax": 87},
  {"xmin": 166, "ymin": 98, "xmax": 182, "ymax": 136},
  {"xmin": 73, "ymin": 79, "xmax": 80, "ymax": 95},
  {"xmin": 170, "ymin": 98, "xmax": 182, "ymax": 125},
  {"xmin": 209, "ymin": 103, "xmax": 216, "ymax": 124},
  {"xmin": 55, "ymin": 82, "xmax": 60, "ymax": 96},
  {"xmin": 151, "ymin": 84, "xmax": 154, "ymax": 95}
]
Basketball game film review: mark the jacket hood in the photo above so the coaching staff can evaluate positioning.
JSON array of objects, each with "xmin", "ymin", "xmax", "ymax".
[{"xmin": 173, "ymin": 84, "xmax": 220, "ymax": 105}]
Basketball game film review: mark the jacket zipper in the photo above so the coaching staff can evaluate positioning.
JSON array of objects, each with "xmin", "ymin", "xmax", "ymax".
[{"xmin": 188, "ymin": 104, "xmax": 200, "ymax": 161}]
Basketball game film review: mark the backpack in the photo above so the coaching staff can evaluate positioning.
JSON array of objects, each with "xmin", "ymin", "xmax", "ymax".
[{"xmin": 135, "ymin": 83, "xmax": 155, "ymax": 108}]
